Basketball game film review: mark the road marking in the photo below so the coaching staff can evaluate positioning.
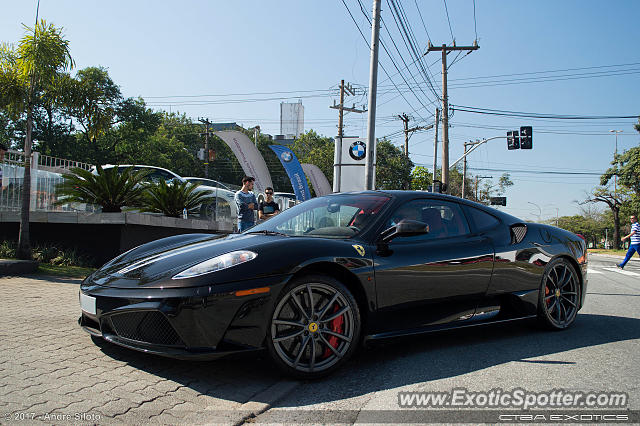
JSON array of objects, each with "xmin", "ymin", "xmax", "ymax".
[
  {"xmin": 587, "ymin": 269, "xmax": 603, "ymax": 274},
  {"xmin": 602, "ymin": 267, "xmax": 640, "ymax": 277}
]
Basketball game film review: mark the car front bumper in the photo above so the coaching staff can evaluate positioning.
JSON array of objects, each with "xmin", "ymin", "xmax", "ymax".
[{"xmin": 79, "ymin": 276, "xmax": 290, "ymax": 360}]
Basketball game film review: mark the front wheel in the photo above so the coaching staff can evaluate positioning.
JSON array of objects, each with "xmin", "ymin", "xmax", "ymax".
[
  {"xmin": 537, "ymin": 258, "xmax": 581, "ymax": 329},
  {"xmin": 266, "ymin": 275, "xmax": 361, "ymax": 379}
]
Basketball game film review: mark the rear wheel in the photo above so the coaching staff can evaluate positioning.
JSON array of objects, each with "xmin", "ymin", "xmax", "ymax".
[
  {"xmin": 266, "ymin": 275, "xmax": 361, "ymax": 379},
  {"xmin": 537, "ymin": 258, "xmax": 580, "ymax": 329}
]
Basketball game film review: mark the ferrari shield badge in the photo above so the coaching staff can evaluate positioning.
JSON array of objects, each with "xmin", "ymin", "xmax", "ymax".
[{"xmin": 352, "ymin": 244, "xmax": 365, "ymax": 256}]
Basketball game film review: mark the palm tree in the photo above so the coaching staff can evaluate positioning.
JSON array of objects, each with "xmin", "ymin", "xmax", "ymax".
[
  {"xmin": 139, "ymin": 180, "xmax": 213, "ymax": 218},
  {"xmin": 0, "ymin": 20, "xmax": 74, "ymax": 259},
  {"xmin": 56, "ymin": 166, "xmax": 151, "ymax": 213}
]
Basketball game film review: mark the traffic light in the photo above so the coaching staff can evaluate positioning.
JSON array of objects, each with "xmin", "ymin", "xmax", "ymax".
[
  {"xmin": 507, "ymin": 131, "xmax": 520, "ymax": 150},
  {"xmin": 490, "ymin": 197, "xmax": 507, "ymax": 206},
  {"xmin": 520, "ymin": 126, "xmax": 533, "ymax": 149}
]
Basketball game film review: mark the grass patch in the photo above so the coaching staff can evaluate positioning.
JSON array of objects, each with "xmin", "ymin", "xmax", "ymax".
[
  {"xmin": 587, "ymin": 249, "xmax": 628, "ymax": 256},
  {"xmin": 37, "ymin": 263, "xmax": 96, "ymax": 278}
]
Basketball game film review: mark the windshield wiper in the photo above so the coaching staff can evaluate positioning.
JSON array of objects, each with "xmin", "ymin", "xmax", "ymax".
[{"xmin": 245, "ymin": 230, "xmax": 289, "ymax": 237}]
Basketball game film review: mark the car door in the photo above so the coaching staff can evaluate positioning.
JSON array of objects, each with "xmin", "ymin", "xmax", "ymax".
[{"xmin": 372, "ymin": 198, "xmax": 494, "ymax": 333}]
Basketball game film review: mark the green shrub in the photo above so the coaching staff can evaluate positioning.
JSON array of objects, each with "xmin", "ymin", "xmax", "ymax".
[
  {"xmin": 56, "ymin": 165, "xmax": 151, "ymax": 213},
  {"xmin": 0, "ymin": 239, "xmax": 94, "ymax": 267},
  {"xmin": 139, "ymin": 180, "xmax": 213, "ymax": 218},
  {"xmin": 0, "ymin": 240, "xmax": 17, "ymax": 258}
]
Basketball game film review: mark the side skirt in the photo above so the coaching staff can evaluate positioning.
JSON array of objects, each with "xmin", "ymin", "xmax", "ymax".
[{"xmin": 364, "ymin": 315, "xmax": 537, "ymax": 342}]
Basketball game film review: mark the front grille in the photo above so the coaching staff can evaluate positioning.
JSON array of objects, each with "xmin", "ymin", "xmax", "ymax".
[
  {"xmin": 511, "ymin": 224, "xmax": 528, "ymax": 244},
  {"xmin": 109, "ymin": 311, "xmax": 183, "ymax": 346}
]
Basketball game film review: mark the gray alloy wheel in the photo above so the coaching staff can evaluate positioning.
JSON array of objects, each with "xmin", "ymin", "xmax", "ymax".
[
  {"xmin": 266, "ymin": 275, "xmax": 361, "ymax": 379},
  {"xmin": 537, "ymin": 258, "xmax": 581, "ymax": 330}
]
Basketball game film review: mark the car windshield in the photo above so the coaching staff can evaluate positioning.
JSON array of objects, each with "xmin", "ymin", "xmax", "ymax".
[{"xmin": 247, "ymin": 194, "xmax": 391, "ymax": 238}]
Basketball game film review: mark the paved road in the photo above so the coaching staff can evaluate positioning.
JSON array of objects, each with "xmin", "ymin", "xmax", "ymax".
[
  {"xmin": 251, "ymin": 253, "xmax": 640, "ymax": 423},
  {"xmin": 0, "ymin": 253, "xmax": 638, "ymax": 424}
]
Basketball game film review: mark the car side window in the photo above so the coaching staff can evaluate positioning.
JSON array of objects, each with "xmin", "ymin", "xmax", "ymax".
[
  {"xmin": 465, "ymin": 206, "xmax": 500, "ymax": 232},
  {"xmin": 388, "ymin": 199, "xmax": 470, "ymax": 242}
]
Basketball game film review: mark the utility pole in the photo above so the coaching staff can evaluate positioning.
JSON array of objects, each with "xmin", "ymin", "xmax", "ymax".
[
  {"xmin": 198, "ymin": 118, "xmax": 213, "ymax": 178},
  {"xmin": 399, "ymin": 113, "xmax": 409, "ymax": 156},
  {"xmin": 330, "ymin": 80, "xmax": 366, "ymax": 192},
  {"xmin": 426, "ymin": 41, "xmax": 479, "ymax": 193},
  {"xmin": 364, "ymin": 0, "xmax": 382, "ymax": 190},
  {"xmin": 253, "ymin": 125, "xmax": 260, "ymax": 147},
  {"xmin": 398, "ymin": 113, "xmax": 434, "ymax": 158},
  {"xmin": 432, "ymin": 108, "xmax": 439, "ymax": 192},
  {"xmin": 462, "ymin": 142, "xmax": 469, "ymax": 199}
]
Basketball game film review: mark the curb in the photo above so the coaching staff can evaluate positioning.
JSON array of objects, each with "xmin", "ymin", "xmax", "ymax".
[
  {"xmin": 0, "ymin": 259, "xmax": 39, "ymax": 276},
  {"xmin": 232, "ymin": 380, "xmax": 299, "ymax": 425}
]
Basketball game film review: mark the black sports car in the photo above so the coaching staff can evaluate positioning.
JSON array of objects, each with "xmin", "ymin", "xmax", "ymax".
[{"xmin": 79, "ymin": 191, "xmax": 587, "ymax": 378}]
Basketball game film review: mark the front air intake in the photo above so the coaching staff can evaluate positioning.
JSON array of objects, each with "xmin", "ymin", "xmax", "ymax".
[
  {"xmin": 109, "ymin": 311, "xmax": 183, "ymax": 346},
  {"xmin": 510, "ymin": 224, "xmax": 528, "ymax": 244}
]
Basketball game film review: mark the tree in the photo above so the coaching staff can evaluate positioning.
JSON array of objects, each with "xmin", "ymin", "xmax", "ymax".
[
  {"xmin": 291, "ymin": 130, "xmax": 334, "ymax": 184},
  {"xmin": 0, "ymin": 21, "xmax": 74, "ymax": 259},
  {"xmin": 375, "ymin": 139, "xmax": 413, "ymax": 190},
  {"xmin": 582, "ymin": 186, "xmax": 631, "ymax": 249},
  {"xmin": 601, "ymin": 144, "xmax": 640, "ymax": 197},
  {"xmin": 410, "ymin": 166, "xmax": 432, "ymax": 190},
  {"xmin": 55, "ymin": 166, "xmax": 150, "ymax": 213},
  {"xmin": 65, "ymin": 66, "xmax": 122, "ymax": 148}
]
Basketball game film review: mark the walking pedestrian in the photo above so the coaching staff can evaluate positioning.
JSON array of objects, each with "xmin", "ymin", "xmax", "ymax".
[{"xmin": 617, "ymin": 214, "xmax": 639, "ymax": 269}]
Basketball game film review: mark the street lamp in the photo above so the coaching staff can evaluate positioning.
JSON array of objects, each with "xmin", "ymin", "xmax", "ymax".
[
  {"xmin": 610, "ymin": 130, "xmax": 622, "ymax": 197},
  {"xmin": 528, "ymin": 201, "xmax": 541, "ymax": 222}
]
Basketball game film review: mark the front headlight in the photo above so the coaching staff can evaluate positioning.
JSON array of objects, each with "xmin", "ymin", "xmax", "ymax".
[{"xmin": 172, "ymin": 250, "xmax": 257, "ymax": 279}]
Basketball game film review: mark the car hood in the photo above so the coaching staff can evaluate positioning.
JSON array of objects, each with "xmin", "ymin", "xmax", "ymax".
[{"xmin": 87, "ymin": 233, "xmax": 282, "ymax": 288}]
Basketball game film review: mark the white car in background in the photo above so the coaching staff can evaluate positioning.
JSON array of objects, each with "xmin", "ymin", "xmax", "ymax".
[
  {"xmin": 96, "ymin": 165, "xmax": 236, "ymax": 222},
  {"xmin": 182, "ymin": 177, "xmax": 237, "ymax": 221}
]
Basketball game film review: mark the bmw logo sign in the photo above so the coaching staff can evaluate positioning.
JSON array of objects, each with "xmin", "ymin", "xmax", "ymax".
[
  {"xmin": 349, "ymin": 141, "xmax": 366, "ymax": 161},
  {"xmin": 280, "ymin": 151, "xmax": 293, "ymax": 162}
]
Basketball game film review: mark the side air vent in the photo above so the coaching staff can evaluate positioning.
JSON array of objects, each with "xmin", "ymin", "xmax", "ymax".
[{"xmin": 510, "ymin": 224, "xmax": 528, "ymax": 244}]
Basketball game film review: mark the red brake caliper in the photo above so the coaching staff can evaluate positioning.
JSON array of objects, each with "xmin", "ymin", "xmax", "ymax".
[
  {"xmin": 322, "ymin": 303, "xmax": 344, "ymax": 359},
  {"xmin": 545, "ymin": 285, "xmax": 551, "ymax": 305}
]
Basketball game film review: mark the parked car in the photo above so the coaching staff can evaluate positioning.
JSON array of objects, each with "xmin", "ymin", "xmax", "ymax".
[
  {"xmin": 79, "ymin": 191, "xmax": 587, "ymax": 379},
  {"xmin": 95, "ymin": 165, "xmax": 235, "ymax": 221},
  {"xmin": 182, "ymin": 177, "xmax": 237, "ymax": 221}
]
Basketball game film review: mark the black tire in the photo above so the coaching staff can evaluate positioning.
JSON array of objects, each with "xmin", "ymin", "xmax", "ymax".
[
  {"xmin": 537, "ymin": 258, "xmax": 581, "ymax": 330},
  {"xmin": 266, "ymin": 274, "xmax": 361, "ymax": 379}
]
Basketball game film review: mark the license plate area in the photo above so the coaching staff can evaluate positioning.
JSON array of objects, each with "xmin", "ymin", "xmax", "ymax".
[{"xmin": 80, "ymin": 293, "xmax": 96, "ymax": 315}]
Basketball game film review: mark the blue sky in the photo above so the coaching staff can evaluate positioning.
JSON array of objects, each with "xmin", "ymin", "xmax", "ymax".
[{"xmin": 2, "ymin": 1, "xmax": 639, "ymax": 220}]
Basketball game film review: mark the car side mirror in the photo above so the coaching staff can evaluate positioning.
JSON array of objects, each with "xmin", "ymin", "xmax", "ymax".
[{"xmin": 379, "ymin": 219, "xmax": 428, "ymax": 243}]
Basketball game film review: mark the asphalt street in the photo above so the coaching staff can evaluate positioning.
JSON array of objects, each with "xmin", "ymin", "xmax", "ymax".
[
  {"xmin": 0, "ymin": 253, "xmax": 638, "ymax": 424},
  {"xmin": 250, "ymin": 253, "xmax": 640, "ymax": 424}
]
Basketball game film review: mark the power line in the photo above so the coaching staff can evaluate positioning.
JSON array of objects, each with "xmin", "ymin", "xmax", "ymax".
[
  {"xmin": 473, "ymin": 0, "xmax": 478, "ymax": 41},
  {"xmin": 353, "ymin": 0, "xmax": 432, "ymax": 123},
  {"xmin": 382, "ymin": 0, "xmax": 438, "ymax": 109},
  {"xmin": 451, "ymin": 105, "xmax": 639, "ymax": 120},
  {"xmin": 467, "ymin": 167, "xmax": 603, "ymax": 176},
  {"xmin": 443, "ymin": 0, "xmax": 455, "ymax": 42}
]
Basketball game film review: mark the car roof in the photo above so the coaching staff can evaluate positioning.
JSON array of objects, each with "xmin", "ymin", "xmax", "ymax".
[
  {"xmin": 98, "ymin": 164, "xmax": 182, "ymax": 177},
  {"xmin": 331, "ymin": 190, "xmax": 523, "ymax": 224}
]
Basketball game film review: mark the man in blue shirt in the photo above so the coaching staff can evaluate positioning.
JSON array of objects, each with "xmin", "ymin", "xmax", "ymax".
[
  {"xmin": 617, "ymin": 214, "xmax": 639, "ymax": 269},
  {"xmin": 235, "ymin": 176, "xmax": 257, "ymax": 232}
]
